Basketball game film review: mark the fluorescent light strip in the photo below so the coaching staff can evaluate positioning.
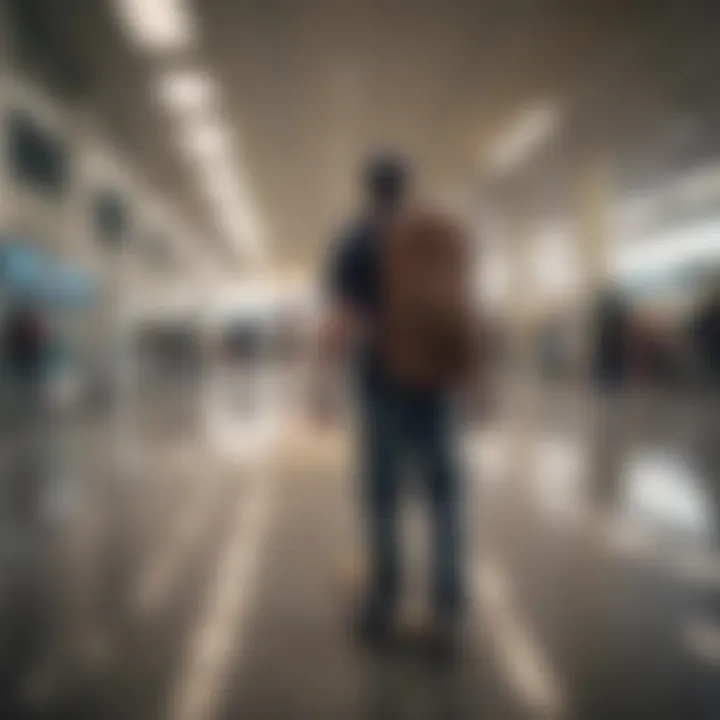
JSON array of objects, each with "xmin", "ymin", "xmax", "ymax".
[
  {"xmin": 151, "ymin": 61, "xmax": 265, "ymax": 255},
  {"xmin": 196, "ymin": 157, "xmax": 254, "ymax": 207},
  {"xmin": 178, "ymin": 120, "xmax": 233, "ymax": 161},
  {"xmin": 216, "ymin": 204, "xmax": 260, "ymax": 244},
  {"xmin": 195, "ymin": 157, "xmax": 264, "ymax": 251},
  {"xmin": 613, "ymin": 220, "xmax": 720, "ymax": 281},
  {"xmin": 157, "ymin": 70, "xmax": 217, "ymax": 115},
  {"xmin": 112, "ymin": 0, "xmax": 195, "ymax": 53},
  {"xmin": 198, "ymin": 165, "xmax": 248, "ymax": 214},
  {"xmin": 484, "ymin": 102, "xmax": 560, "ymax": 175}
]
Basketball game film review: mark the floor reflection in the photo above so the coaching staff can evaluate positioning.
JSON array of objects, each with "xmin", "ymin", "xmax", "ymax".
[
  {"xmin": 621, "ymin": 449, "xmax": 716, "ymax": 543},
  {"xmin": 1, "ymin": 384, "xmax": 719, "ymax": 719}
]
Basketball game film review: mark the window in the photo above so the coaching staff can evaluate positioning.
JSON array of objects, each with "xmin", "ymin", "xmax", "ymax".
[{"xmin": 7, "ymin": 111, "xmax": 69, "ymax": 198}]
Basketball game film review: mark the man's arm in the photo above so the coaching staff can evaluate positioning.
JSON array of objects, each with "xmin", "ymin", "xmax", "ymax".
[
  {"xmin": 317, "ymin": 300, "xmax": 362, "ymax": 370},
  {"xmin": 308, "ymin": 232, "xmax": 365, "ymax": 419},
  {"xmin": 317, "ymin": 229, "xmax": 369, "ymax": 366}
]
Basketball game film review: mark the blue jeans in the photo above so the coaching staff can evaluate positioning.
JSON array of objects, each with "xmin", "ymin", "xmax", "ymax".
[{"xmin": 358, "ymin": 376, "xmax": 464, "ymax": 622}]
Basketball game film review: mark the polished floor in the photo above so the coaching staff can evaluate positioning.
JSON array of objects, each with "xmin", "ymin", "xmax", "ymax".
[{"xmin": 0, "ymin": 386, "xmax": 719, "ymax": 720}]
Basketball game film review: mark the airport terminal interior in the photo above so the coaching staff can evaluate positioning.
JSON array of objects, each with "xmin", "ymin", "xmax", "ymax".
[{"xmin": 0, "ymin": 0, "xmax": 720, "ymax": 718}]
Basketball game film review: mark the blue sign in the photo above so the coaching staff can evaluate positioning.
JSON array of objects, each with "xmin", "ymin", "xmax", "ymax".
[{"xmin": 0, "ymin": 240, "xmax": 95, "ymax": 305}]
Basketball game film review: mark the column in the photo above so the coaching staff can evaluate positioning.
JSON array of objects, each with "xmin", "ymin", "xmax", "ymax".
[
  {"xmin": 573, "ymin": 152, "xmax": 612, "ymax": 386},
  {"xmin": 571, "ymin": 150, "xmax": 618, "ymax": 509},
  {"xmin": 502, "ymin": 187, "xmax": 538, "ymax": 526}
]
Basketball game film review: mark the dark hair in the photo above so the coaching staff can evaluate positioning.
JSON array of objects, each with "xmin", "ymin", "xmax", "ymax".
[{"xmin": 363, "ymin": 154, "xmax": 409, "ymax": 206}]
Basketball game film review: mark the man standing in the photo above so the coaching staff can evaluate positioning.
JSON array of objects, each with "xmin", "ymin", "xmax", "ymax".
[
  {"xmin": 1, "ymin": 300, "xmax": 49, "ymax": 519},
  {"xmin": 690, "ymin": 284, "xmax": 720, "ymax": 387},
  {"xmin": 319, "ymin": 156, "xmax": 472, "ymax": 655}
]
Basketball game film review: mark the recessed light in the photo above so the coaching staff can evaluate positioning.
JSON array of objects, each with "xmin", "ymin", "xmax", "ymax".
[
  {"xmin": 112, "ymin": 0, "xmax": 195, "ymax": 53},
  {"xmin": 157, "ymin": 69, "xmax": 216, "ymax": 114}
]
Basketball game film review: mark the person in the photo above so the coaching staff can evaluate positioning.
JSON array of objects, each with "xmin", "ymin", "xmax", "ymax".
[
  {"xmin": 1, "ymin": 300, "xmax": 48, "ymax": 417},
  {"xmin": 317, "ymin": 155, "xmax": 469, "ymax": 655},
  {"xmin": 689, "ymin": 284, "xmax": 720, "ymax": 388},
  {"xmin": 593, "ymin": 288, "xmax": 630, "ymax": 391},
  {"xmin": 1, "ymin": 300, "xmax": 49, "ymax": 518}
]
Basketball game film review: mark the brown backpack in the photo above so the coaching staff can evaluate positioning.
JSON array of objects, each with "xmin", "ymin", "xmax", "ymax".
[{"xmin": 379, "ymin": 208, "xmax": 479, "ymax": 390}]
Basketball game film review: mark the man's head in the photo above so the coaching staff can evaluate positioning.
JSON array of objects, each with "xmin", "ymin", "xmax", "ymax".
[{"xmin": 363, "ymin": 154, "xmax": 410, "ymax": 213}]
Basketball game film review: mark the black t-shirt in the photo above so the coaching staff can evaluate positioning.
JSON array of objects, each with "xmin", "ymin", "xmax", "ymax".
[
  {"xmin": 328, "ymin": 218, "xmax": 380, "ymax": 315},
  {"xmin": 326, "ymin": 216, "xmax": 384, "ymax": 384}
]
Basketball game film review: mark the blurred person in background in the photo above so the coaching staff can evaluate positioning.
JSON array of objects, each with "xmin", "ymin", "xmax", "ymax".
[
  {"xmin": 631, "ymin": 310, "xmax": 677, "ymax": 389},
  {"xmin": 1, "ymin": 299, "xmax": 48, "ymax": 412},
  {"xmin": 593, "ymin": 288, "xmax": 631, "ymax": 391},
  {"xmin": 1, "ymin": 298, "xmax": 50, "ymax": 518},
  {"xmin": 649, "ymin": 312, "xmax": 684, "ymax": 389},
  {"xmin": 317, "ymin": 155, "xmax": 479, "ymax": 659},
  {"xmin": 689, "ymin": 282, "xmax": 720, "ymax": 388}
]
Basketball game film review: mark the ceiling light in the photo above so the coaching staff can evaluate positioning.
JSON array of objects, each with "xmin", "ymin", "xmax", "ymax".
[
  {"xmin": 177, "ymin": 120, "xmax": 233, "ymax": 161},
  {"xmin": 196, "ymin": 161, "xmax": 245, "ymax": 207},
  {"xmin": 157, "ymin": 69, "xmax": 216, "ymax": 114},
  {"xmin": 216, "ymin": 201, "xmax": 261, "ymax": 242},
  {"xmin": 612, "ymin": 219, "xmax": 720, "ymax": 282},
  {"xmin": 215, "ymin": 195, "xmax": 263, "ymax": 250},
  {"xmin": 483, "ymin": 102, "xmax": 561, "ymax": 175},
  {"xmin": 112, "ymin": 0, "xmax": 195, "ymax": 53},
  {"xmin": 533, "ymin": 223, "xmax": 578, "ymax": 296}
]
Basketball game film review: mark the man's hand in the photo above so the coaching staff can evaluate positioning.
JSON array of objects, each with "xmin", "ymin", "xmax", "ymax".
[
  {"xmin": 307, "ymin": 302, "xmax": 361, "ymax": 426},
  {"xmin": 319, "ymin": 302, "xmax": 362, "ymax": 364}
]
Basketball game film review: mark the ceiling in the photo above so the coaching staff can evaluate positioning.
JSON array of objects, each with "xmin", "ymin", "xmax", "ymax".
[{"xmin": 7, "ymin": 0, "xmax": 718, "ymax": 271}]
